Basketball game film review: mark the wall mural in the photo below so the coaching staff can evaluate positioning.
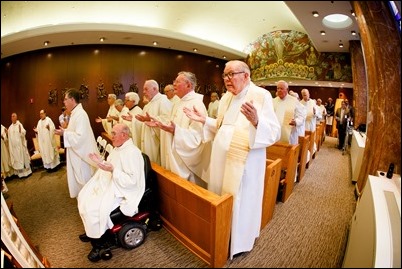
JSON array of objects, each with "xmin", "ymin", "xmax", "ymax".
[{"xmin": 245, "ymin": 30, "xmax": 352, "ymax": 83}]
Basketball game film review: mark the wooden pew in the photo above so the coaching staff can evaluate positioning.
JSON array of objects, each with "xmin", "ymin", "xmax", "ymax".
[
  {"xmin": 315, "ymin": 122, "xmax": 324, "ymax": 152},
  {"xmin": 260, "ymin": 158, "xmax": 282, "ymax": 230},
  {"xmin": 266, "ymin": 142, "xmax": 300, "ymax": 203},
  {"xmin": 297, "ymin": 135, "xmax": 310, "ymax": 182},
  {"xmin": 151, "ymin": 163, "xmax": 233, "ymax": 268},
  {"xmin": 304, "ymin": 130, "xmax": 316, "ymax": 168}
]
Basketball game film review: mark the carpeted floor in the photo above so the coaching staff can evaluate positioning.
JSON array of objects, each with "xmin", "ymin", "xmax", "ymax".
[{"xmin": 3, "ymin": 136, "xmax": 356, "ymax": 268}]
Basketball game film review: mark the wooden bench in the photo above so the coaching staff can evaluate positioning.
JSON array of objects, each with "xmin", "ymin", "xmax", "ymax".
[
  {"xmin": 297, "ymin": 135, "xmax": 310, "ymax": 182},
  {"xmin": 260, "ymin": 158, "xmax": 282, "ymax": 230},
  {"xmin": 151, "ymin": 162, "xmax": 233, "ymax": 268},
  {"xmin": 315, "ymin": 122, "xmax": 324, "ymax": 152},
  {"xmin": 304, "ymin": 130, "xmax": 316, "ymax": 168},
  {"xmin": 266, "ymin": 142, "xmax": 300, "ymax": 203}
]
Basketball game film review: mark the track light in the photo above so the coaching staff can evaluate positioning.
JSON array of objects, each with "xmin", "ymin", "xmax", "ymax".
[
  {"xmin": 320, "ymin": 31, "xmax": 326, "ymax": 36},
  {"xmin": 312, "ymin": 11, "xmax": 319, "ymax": 17}
]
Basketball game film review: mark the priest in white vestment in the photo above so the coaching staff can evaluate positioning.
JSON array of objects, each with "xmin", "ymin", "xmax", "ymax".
[
  {"xmin": 34, "ymin": 109, "xmax": 60, "ymax": 170},
  {"xmin": 8, "ymin": 113, "xmax": 32, "ymax": 178},
  {"xmin": 163, "ymin": 84, "xmax": 181, "ymax": 105},
  {"xmin": 1, "ymin": 124, "xmax": 15, "ymax": 178},
  {"xmin": 273, "ymin": 80, "xmax": 306, "ymax": 145},
  {"xmin": 300, "ymin": 88, "xmax": 318, "ymax": 154},
  {"xmin": 207, "ymin": 92, "xmax": 220, "ymax": 119},
  {"xmin": 135, "ymin": 80, "xmax": 172, "ymax": 165},
  {"xmin": 95, "ymin": 94, "xmax": 119, "ymax": 136},
  {"xmin": 184, "ymin": 61, "xmax": 281, "ymax": 259},
  {"xmin": 146, "ymin": 72, "xmax": 210, "ymax": 188},
  {"xmin": 121, "ymin": 92, "xmax": 143, "ymax": 149},
  {"xmin": 77, "ymin": 123, "xmax": 145, "ymax": 261},
  {"xmin": 55, "ymin": 89, "xmax": 98, "ymax": 198}
]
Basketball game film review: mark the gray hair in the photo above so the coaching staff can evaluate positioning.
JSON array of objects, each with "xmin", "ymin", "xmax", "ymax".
[
  {"xmin": 178, "ymin": 71, "xmax": 197, "ymax": 90},
  {"xmin": 125, "ymin": 92, "xmax": 140, "ymax": 105},
  {"xmin": 114, "ymin": 99, "xmax": 124, "ymax": 106}
]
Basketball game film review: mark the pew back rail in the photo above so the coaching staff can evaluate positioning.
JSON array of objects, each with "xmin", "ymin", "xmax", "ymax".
[
  {"xmin": 260, "ymin": 158, "xmax": 282, "ymax": 230},
  {"xmin": 151, "ymin": 163, "xmax": 233, "ymax": 268},
  {"xmin": 266, "ymin": 142, "xmax": 300, "ymax": 203}
]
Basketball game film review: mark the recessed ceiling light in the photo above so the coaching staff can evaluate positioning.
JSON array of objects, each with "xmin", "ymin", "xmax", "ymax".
[
  {"xmin": 312, "ymin": 11, "xmax": 319, "ymax": 17},
  {"xmin": 339, "ymin": 43, "xmax": 344, "ymax": 48},
  {"xmin": 351, "ymin": 30, "xmax": 357, "ymax": 36},
  {"xmin": 323, "ymin": 14, "xmax": 353, "ymax": 29},
  {"xmin": 320, "ymin": 31, "xmax": 326, "ymax": 36}
]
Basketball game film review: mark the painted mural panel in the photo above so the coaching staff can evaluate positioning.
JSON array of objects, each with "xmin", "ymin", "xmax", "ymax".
[{"xmin": 245, "ymin": 30, "xmax": 352, "ymax": 83}]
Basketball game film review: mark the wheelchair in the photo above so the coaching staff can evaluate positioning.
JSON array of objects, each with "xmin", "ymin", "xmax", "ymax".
[{"xmin": 90, "ymin": 153, "xmax": 162, "ymax": 261}]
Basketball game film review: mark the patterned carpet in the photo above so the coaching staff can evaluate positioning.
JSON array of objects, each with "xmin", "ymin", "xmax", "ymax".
[{"xmin": 4, "ymin": 136, "xmax": 356, "ymax": 268}]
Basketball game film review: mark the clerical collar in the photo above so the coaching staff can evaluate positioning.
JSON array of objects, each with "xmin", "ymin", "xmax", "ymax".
[{"xmin": 129, "ymin": 105, "xmax": 138, "ymax": 111}]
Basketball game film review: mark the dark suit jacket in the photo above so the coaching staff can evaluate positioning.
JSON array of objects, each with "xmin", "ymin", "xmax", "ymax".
[{"xmin": 335, "ymin": 107, "xmax": 350, "ymax": 129}]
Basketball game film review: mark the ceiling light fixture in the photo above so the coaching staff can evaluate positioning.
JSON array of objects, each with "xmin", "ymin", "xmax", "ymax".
[
  {"xmin": 351, "ymin": 30, "xmax": 357, "ymax": 36},
  {"xmin": 351, "ymin": 10, "xmax": 356, "ymax": 17},
  {"xmin": 320, "ymin": 31, "xmax": 326, "ymax": 36},
  {"xmin": 339, "ymin": 43, "xmax": 344, "ymax": 48},
  {"xmin": 153, "ymin": 41, "xmax": 158, "ymax": 46},
  {"xmin": 100, "ymin": 37, "xmax": 105, "ymax": 42},
  {"xmin": 193, "ymin": 48, "xmax": 198, "ymax": 52},
  {"xmin": 312, "ymin": 11, "xmax": 319, "ymax": 17},
  {"xmin": 44, "ymin": 41, "xmax": 49, "ymax": 46}
]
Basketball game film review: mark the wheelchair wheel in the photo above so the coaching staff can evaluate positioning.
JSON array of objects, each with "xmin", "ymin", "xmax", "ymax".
[
  {"xmin": 99, "ymin": 248, "xmax": 112, "ymax": 260},
  {"xmin": 118, "ymin": 222, "xmax": 146, "ymax": 249}
]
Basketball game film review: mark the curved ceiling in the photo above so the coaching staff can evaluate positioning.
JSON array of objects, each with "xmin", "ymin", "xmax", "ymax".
[{"xmin": 1, "ymin": 1, "xmax": 359, "ymax": 88}]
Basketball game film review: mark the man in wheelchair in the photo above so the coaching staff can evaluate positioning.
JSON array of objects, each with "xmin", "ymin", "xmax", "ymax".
[{"xmin": 77, "ymin": 123, "xmax": 160, "ymax": 262}]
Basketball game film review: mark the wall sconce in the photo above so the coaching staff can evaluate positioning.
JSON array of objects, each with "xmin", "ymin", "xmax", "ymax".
[
  {"xmin": 312, "ymin": 11, "xmax": 319, "ymax": 17},
  {"xmin": 44, "ymin": 41, "xmax": 50, "ymax": 46},
  {"xmin": 351, "ymin": 30, "xmax": 357, "ymax": 36},
  {"xmin": 320, "ymin": 31, "xmax": 326, "ymax": 36}
]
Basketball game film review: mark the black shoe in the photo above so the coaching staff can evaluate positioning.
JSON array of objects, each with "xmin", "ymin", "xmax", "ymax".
[
  {"xmin": 79, "ymin": 233, "xmax": 91, "ymax": 242},
  {"xmin": 87, "ymin": 247, "xmax": 101, "ymax": 262}
]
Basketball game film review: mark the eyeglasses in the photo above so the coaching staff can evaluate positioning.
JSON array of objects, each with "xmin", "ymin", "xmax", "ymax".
[{"xmin": 222, "ymin": 72, "xmax": 245, "ymax": 79}]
